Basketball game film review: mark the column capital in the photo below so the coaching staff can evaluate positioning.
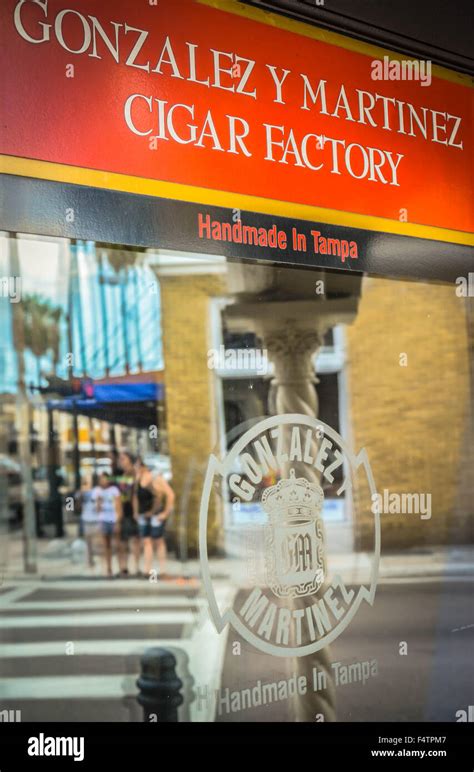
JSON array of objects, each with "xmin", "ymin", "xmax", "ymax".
[{"xmin": 265, "ymin": 325, "xmax": 323, "ymax": 358}]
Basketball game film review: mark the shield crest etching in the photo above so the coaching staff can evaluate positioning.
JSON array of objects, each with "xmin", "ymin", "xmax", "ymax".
[
  {"xmin": 199, "ymin": 413, "xmax": 380, "ymax": 657},
  {"xmin": 264, "ymin": 469, "xmax": 324, "ymax": 598}
]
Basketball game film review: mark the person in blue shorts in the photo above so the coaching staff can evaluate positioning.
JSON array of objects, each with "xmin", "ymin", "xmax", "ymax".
[{"xmin": 133, "ymin": 458, "xmax": 174, "ymax": 579}]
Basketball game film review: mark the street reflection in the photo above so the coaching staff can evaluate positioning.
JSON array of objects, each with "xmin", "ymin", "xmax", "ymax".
[{"xmin": 0, "ymin": 237, "xmax": 473, "ymax": 722}]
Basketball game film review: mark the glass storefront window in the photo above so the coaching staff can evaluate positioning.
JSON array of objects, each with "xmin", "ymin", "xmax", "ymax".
[{"xmin": 0, "ymin": 237, "xmax": 473, "ymax": 723}]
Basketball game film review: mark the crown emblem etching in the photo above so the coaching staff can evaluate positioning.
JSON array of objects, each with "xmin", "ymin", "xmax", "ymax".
[
  {"xmin": 199, "ymin": 414, "xmax": 380, "ymax": 657},
  {"xmin": 263, "ymin": 469, "xmax": 324, "ymax": 599}
]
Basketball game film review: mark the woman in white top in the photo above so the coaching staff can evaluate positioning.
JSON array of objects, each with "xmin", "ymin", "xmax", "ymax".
[
  {"xmin": 78, "ymin": 474, "xmax": 99, "ymax": 568},
  {"xmin": 94, "ymin": 472, "xmax": 122, "ymax": 578}
]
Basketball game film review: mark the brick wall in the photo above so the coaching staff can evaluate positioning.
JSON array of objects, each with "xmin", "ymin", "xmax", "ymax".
[
  {"xmin": 159, "ymin": 270, "xmax": 473, "ymax": 554},
  {"xmin": 346, "ymin": 277, "xmax": 473, "ymax": 550},
  {"xmin": 159, "ymin": 273, "xmax": 225, "ymax": 554}
]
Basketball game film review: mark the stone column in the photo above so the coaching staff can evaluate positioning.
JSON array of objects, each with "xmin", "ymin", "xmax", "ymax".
[
  {"xmin": 265, "ymin": 326, "xmax": 322, "ymax": 418},
  {"xmin": 263, "ymin": 322, "xmax": 336, "ymax": 722},
  {"xmin": 225, "ymin": 298, "xmax": 358, "ymax": 722}
]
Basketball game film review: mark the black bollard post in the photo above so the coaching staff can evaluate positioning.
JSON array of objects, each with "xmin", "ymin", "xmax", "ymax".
[{"xmin": 137, "ymin": 647, "xmax": 183, "ymax": 722}]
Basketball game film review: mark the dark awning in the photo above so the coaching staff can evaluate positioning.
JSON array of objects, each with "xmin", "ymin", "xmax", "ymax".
[{"xmin": 47, "ymin": 382, "xmax": 164, "ymax": 429}]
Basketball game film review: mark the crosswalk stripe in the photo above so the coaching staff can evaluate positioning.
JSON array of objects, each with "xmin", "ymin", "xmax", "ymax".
[
  {"xmin": 0, "ymin": 674, "xmax": 138, "ymax": 700},
  {"xmin": 0, "ymin": 585, "xmax": 37, "ymax": 603},
  {"xmin": 0, "ymin": 610, "xmax": 195, "ymax": 628},
  {"xmin": 0, "ymin": 597, "xmax": 203, "ymax": 611},
  {"xmin": 0, "ymin": 639, "xmax": 188, "ymax": 658},
  {"xmin": 1, "ymin": 579, "xmax": 202, "ymax": 592},
  {"xmin": 378, "ymin": 576, "xmax": 474, "ymax": 584},
  {"xmin": 0, "ymin": 583, "xmax": 234, "ymax": 720}
]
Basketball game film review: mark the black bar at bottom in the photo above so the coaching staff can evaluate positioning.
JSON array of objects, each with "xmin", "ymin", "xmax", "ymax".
[{"xmin": 0, "ymin": 722, "xmax": 472, "ymax": 767}]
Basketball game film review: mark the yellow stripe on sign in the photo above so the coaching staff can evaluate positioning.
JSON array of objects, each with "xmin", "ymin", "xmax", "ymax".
[
  {"xmin": 1, "ymin": 154, "xmax": 473, "ymax": 247},
  {"xmin": 198, "ymin": 0, "xmax": 473, "ymax": 88}
]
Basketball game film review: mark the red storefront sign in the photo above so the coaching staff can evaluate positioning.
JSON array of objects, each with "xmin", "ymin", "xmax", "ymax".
[{"xmin": 1, "ymin": 0, "xmax": 472, "ymax": 240}]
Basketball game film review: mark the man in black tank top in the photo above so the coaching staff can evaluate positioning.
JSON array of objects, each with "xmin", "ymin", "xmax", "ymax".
[
  {"xmin": 133, "ymin": 457, "xmax": 175, "ymax": 579},
  {"xmin": 136, "ymin": 482, "xmax": 155, "ymax": 514}
]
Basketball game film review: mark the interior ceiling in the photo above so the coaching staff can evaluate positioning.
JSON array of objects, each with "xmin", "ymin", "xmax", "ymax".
[{"xmin": 243, "ymin": 0, "xmax": 474, "ymax": 75}]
